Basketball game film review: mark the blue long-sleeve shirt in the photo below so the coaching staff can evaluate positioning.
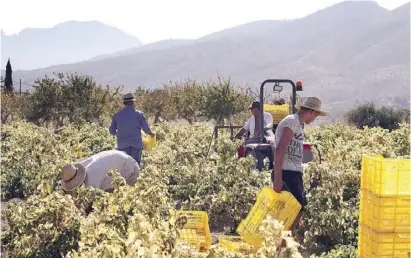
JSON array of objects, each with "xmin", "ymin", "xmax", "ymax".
[{"xmin": 109, "ymin": 106, "xmax": 152, "ymax": 149}]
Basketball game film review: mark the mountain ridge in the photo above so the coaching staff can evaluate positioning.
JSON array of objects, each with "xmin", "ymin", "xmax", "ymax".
[
  {"xmin": 1, "ymin": 20, "xmax": 143, "ymax": 70},
  {"xmin": 3, "ymin": 1, "xmax": 410, "ymax": 116}
]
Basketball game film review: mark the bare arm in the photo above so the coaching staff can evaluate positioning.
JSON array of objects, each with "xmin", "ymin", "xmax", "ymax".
[
  {"xmin": 233, "ymin": 118, "xmax": 251, "ymax": 139},
  {"xmin": 273, "ymin": 127, "xmax": 294, "ymax": 192},
  {"xmin": 233, "ymin": 128, "xmax": 247, "ymax": 139}
]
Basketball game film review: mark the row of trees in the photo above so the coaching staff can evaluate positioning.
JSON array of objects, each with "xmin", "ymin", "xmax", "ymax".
[
  {"xmin": 2, "ymin": 73, "xmax": 123, "ymax": 127},
  {"xmin": 1, "ymin": 73, "xmax": 257, "ymax": 129},
  {"xmin": 133, "ymin": 77, "xmax": 254, "ymax": 124},
  {"xmin": 3, "ymin": 71, "xmax": 409, "ymax": 131}
]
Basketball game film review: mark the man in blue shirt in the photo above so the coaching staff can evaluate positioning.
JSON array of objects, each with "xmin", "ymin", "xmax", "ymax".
[{"xmin": 109, "ymin": 93, "xmax": 155, "ymax": 165}]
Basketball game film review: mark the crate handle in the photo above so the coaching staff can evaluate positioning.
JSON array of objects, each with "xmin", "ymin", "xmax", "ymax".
[{"xmin": 397, "ymin": 233, "xmax": 410, "ymax": 239}]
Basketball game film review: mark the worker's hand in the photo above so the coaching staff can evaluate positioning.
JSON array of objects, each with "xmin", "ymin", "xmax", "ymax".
[
  {"xmin": 150, "ymin": 132, "xmax": 156, "ymax": 137},
  {"xmin": 273, "ymin": 180, "xmax": 283, "ymax": 193}
]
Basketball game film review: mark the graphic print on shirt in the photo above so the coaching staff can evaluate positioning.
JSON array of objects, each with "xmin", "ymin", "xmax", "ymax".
[
  {"xmin": 274, "ymin": 114, "xmax": 304, "ymax": 172},
  {"xmin": 286, "ymin": 132, "xmax": 304, "ymax": 160}
]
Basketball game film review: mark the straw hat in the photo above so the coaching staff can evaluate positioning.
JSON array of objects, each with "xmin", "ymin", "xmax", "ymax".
[
  {"xmin": 299, "ymin": 97, "xmax": 327, "ymax": 116},
  {"xmin": 123, "ymin": 93, "xmax": 136, "ymax": 103},
  {"xmin": 60, "ymin": 163, "xmax": 87, "ymax": 192}
]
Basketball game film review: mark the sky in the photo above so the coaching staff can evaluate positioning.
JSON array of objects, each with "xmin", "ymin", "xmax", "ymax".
[{"xmin": 0, "ymin": 0, "xmax": 409, "ymax": 44}]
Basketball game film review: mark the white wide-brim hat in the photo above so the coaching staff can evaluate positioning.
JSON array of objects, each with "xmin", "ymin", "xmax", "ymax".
[{"xmin": 60, "ymin": 163, "xmax": 87, "ymax": 192}]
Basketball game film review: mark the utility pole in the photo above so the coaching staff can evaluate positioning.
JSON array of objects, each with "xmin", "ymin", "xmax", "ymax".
[{"xmin": 20, "ymin": 79, "xmax": 21, "ymax": 96}]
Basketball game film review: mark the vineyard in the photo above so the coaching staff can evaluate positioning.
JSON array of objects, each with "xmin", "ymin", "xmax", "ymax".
[{"xmin": 1, "ymin": 118, "xmax": 409, "ymax": 257}]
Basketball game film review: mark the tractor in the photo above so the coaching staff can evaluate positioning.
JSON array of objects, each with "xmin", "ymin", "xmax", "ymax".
[{"xmin": 213, "ymin": 79, "xmax": 322, "ymax": 173}]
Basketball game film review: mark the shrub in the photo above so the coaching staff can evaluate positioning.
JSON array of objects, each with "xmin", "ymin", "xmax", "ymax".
[{"xmin": 345, "ymin": 102, "xmax": 408, "ymax": 131}]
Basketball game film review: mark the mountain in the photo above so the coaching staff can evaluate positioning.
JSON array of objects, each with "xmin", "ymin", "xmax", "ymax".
[
  {"xmin": 88, "ymin": 39, "xmax": 194, "ymax": 61},
  {"xmin": 6, "ymin": 1, "xmax": 411, "ymax": 117},
  {"xmin": 1, "ymin": 20, "xmax": 142, "ymax": 70}
]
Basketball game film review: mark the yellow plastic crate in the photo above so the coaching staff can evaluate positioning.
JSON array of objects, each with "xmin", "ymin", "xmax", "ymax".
[
  {"xmin": 361, "ymin": 155, "xmax": 411, "ymax": 197},
  {"xmin": 263, "ymin": 104, "xmax": 290, "ymax": 124},
  {"xmin": 236, "ymin": 187, "xmax": 301, "ymax": 246},
  {"xmin": 142, "ymin": 132, "xmax": 156, "ymax": 150},
  {"xmin": 359, "ymin": 190, "xmax": 410, "ymax": 233},
  {"xmin": 219, "ymin": 235, "xmax": 259, "ymax": 254},
  {"xmin": 358, "ymin": 224, "xmax": 410, "ymax": 258},
  {"xmin": 170, "ymin": 210, "xmax": 212, "ymax": 252}
]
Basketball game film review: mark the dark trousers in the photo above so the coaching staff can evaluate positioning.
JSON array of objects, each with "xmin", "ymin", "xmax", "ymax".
[
  {"xmin": 271, "ymin": 169, "xmax": 307, "ymax": 208},
  {"xmin": 119, "ymin": 146, "xmax": 142, "ymax": 165}
]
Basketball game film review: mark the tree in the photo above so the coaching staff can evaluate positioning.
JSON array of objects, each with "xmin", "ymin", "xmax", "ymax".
[
  {"xmin": 170, "ymin": 80, "xmax": 201, "ymax": 123},
  {"xmin": 197, "ymin": 76, "xmax": 253, "ymax": 125},
  {"xmin": 4, "ymin": 59, "xmax": 14, "ymax": 93},
  {"xmin": 23, "ymin": 73, "xmax": 122, "ymax": 129}
]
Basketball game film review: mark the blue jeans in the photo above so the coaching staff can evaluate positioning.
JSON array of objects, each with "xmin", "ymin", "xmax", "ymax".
[{"xmin": 119, "ymin": 147, "xmax": 142, "ymax": 165}]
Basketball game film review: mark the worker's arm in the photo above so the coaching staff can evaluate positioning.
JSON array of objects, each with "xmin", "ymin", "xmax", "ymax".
[
  {"xmin": 140, "ymin": 112, "xmax": 155, "ymax": 137},
  {"xmin": 109, "ymin": 114, "xmax": 117, "ymax": 136},
  {"xmin": 232, "ymin": 128, "xmax": 247, "ymax": 139},
  {"xmin": 233, "ymin": 117, "xmax": 251, "ymax": 139},
  {"xmin": 265, "ymin": 112, "xmax": 273, "ymax": 128},
  {"xmin": 273, "ymin": 127, "xmax": 294, "ymax": 193}
]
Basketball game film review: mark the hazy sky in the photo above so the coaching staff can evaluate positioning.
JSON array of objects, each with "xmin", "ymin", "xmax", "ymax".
[{"xmin": 0, "ymin": 0, "xmax": 409, "ymax": 44}]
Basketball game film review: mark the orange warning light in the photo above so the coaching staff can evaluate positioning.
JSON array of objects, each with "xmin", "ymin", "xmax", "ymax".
[{"xmin": 296, "ymin": 80, "xmax": 303, "ymax": 91}]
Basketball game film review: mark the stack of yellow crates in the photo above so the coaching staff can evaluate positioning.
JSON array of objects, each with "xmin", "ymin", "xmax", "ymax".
[
  {"xmin": 358, "ymin": 155, "xmax": 411, "ymax": 257},
  {"xmin": 263, "ymin": 104, "xmax": 290, "ymax": 124}
]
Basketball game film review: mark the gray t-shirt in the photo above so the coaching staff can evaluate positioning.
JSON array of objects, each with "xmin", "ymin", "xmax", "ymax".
[{"xmin": 274, "ymin": 114, "xmax": 304, "ymax": 172}]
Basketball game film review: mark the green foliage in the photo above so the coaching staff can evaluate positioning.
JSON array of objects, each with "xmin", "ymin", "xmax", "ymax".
[
  {"xmin": 1, "ymin": 121, "xmax": 67, "ymax": 199},
  {"xmin": 132, "ymin": 77, "xmax": 253, "ymax": 125},
  {"xmin": 170, "ymin": 80, "xmax": 202, "ymax": 123},
  {"xmin": 1, "ymin": 119, "xmax": 409, "ymax": 257},
  {"xmin": 2, "ymin": 191, "xmax": 82, "ymax": 257},
  {"xmin": 1, "ymin": 90, "xmax": 25, "ymax": 123},
  {"xmin": 197, "ymin": 77, "xmax": 253, "ymax": 125},
  {"xmin": 345, "ymin": 102, "xmax": 409, "ymax": 131},
  {"xmin": 4, "ymin": 58, "xmax": 14, "ymax": 93},
  {"xmin": 311, "ymin": 245, "xmax": 357, "ymax": 258},
  {"xmin": 22, "ymin": 73, "xmax": 122, "ymax": 128},
  {"xmin": 1, "ymin": 121, "xmax": 302, "ymax": 258}
]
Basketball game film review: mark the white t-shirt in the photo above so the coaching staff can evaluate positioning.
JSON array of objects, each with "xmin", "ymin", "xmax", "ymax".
[
  {"xmin": 80, "ymin": 150, "xmax": 140, "ymax": 191},
  {"xmin": 274, "ymin": 114, "xmax": 304, "ymax": 172},
  {"xmin": 244, "ymin": 112, "xmax": 273, "ymax": 137}
]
